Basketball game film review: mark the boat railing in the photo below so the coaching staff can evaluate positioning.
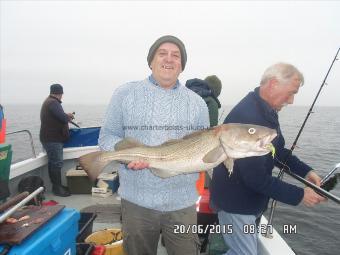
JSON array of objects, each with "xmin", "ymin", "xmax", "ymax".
[{"xmin": 6, "ymin": 130, "xmax": 37, "ymax": 158}]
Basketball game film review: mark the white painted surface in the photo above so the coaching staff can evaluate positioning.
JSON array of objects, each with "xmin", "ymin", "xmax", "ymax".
[{"xmin": 9, "ymin": 146, "xmax": 99, "ymax": 179}]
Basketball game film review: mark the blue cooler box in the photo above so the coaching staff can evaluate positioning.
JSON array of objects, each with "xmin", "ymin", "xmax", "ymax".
[{"xmin": 0, "ymin": 208, "xmax": 80, "ymax": 255}]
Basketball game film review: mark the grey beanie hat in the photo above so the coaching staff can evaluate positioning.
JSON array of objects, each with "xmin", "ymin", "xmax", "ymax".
[{"xmin": 147, "ymin": 35, "xmax": 187, "ymax": 70}]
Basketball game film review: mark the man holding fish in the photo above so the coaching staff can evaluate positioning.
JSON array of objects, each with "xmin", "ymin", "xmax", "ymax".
[{"xmin": 97, "ymin": 35, "xmax": 209, "ymax": 255}]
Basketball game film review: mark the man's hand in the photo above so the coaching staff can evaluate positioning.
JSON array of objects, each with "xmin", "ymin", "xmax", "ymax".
[
  {"xmin": 302, "ymin": 187, "xmax": 326, "ymax": 207},
  {"xmin": 302, "ymin": 170, "xmax": 327, "ymax": 206},
  {"xmin": 127, "ymin": 160, "xmax": 149, "ymax": 170},
  {"xmin": 305, "ymin": 170, "xmax": 322, "ymax": 186},
  {"xmin": 67, "ymin": 113, "xmax": 75, "ymax": 121}
]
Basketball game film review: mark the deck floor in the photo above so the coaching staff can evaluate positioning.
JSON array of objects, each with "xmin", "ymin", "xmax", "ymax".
[{"xmin": 44, "ymin": 192, "xmax": 169, "ymax": 254}]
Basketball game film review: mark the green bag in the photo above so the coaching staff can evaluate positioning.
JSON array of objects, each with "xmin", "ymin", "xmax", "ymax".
[{"xmin": 0, "ymin": 144, "xmax": 12, "ymax": 200}]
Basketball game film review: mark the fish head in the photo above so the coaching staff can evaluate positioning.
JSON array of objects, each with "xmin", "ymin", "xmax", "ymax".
[{"xmin": 216, "ymin": 123, "xmax": 277, "ymax": 159}]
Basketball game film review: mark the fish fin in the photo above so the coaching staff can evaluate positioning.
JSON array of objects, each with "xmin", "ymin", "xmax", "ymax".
[
  {"xmin": 149, "ymin": 168, "xmax": 176, "ymax": 178},
  {"xmin": 115, "ymin": 137, "xmax": 144, "ymax": 151},
  {"xmin": 223, "ymin": 157, "xmax": 234, "ymax": 177},
  {"xmin": 79, "ymin": 151, "xmax": 111, "ymax": 181},
  {"xmin": 202, "ymin": 146, "xmax": 225, "ymax": 163}
]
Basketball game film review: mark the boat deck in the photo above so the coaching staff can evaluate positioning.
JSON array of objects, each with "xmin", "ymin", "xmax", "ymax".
[
  {"xmin": 45, "ymin": 192, "xmax": 121, "ymax": 230},
  {"xmin": 44, "ymin": 192, "xmax": 170, "ymax": 254}
]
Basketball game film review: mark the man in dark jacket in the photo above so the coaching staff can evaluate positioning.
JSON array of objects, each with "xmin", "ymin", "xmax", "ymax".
[
  {"xmin": 204, "ymin": 75, "xmax": 222, "ymax": 126},
  {"xmin": 185, "ymin": 75, "xmax": 222, "ymax": 126},
  {"xmin": 210, "ymin": 63, "xmax": 326, "ymax": 255},
  {"xmin": 40, "ymin": 84, "xmax": 74, "ymax": 197}
]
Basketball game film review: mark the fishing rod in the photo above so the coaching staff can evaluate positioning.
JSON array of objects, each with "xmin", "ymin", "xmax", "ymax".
[
  {"xmin": 218, "ymin": 108, "xmax": 226, "ymax": 123},
  {"xmin": 265, "ymin": 48, "xmax": 340, "ymax": 237},
  {"xmin": 70, "ymin": 120, "xmax": 80, "ymax": 128},
  {"xmin": 281, "ymin": 167, "xmax": 340, "ymax": 203}
]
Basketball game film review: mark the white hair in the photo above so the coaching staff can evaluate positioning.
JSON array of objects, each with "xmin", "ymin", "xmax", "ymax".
[{"xmin": 260, "ymin": 63, "xmax": 304, "ymax": 86}]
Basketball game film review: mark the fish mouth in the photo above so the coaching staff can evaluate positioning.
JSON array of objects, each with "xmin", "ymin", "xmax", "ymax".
[
  {"xmin": 264, "ymin": 143, "xmax": 276, "ymax": 158},
  {"xmin": 259, "ymin": 133, "xmax": 277, "ymax": 151}
]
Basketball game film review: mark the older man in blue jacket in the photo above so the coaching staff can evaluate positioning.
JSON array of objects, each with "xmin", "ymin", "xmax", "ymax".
[{"xmin": 210, "ymin": 63, "xmax": 326, "ymax": 255}]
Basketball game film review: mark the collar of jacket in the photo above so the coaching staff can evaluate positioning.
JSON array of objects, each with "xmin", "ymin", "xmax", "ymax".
[
  {"xmin": 49, "ymin": 95, "xmax": 62, "ymax": 103},
  {"xmin": 148, "ymin": 75, "xmax": 180, "ymax": 90},
  {"xmin": 253, "ymin": 87, "xmax": 279, "ymax": 126}
]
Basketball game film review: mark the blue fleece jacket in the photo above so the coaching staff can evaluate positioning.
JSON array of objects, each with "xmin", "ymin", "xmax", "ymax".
[{"xmin": 210, "ymin": 87, "xmax": 312, "ymax": 216}]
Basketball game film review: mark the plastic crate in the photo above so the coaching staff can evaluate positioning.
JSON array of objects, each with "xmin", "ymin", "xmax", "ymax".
[
  {"xmin": 64, "ymin": 127, "xmax": 100, "ymax": 148},
  {"xmin": 0, "ymin": 208, "xmax": 80, "ymax": 255},
  {"xmin": 77, "ymin": 212, "xmax": 97, "ymax": 242},
  {"xmin": 67, "ymin": 170, "xmax": 93, "ymax": 194}
]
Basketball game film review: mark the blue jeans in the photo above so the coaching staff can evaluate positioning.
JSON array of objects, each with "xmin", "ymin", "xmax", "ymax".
[
  {"xmin": 218, "ymin": 211, "xmax": 259, "ymax": 255},
  {"xmin": 42, "ymin": 142, "xmax": 63, "ymax": 170}
]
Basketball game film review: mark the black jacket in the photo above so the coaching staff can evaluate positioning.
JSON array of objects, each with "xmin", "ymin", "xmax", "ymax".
[{"xmin": 40, "ymin": 96, "xmax": 69, "ymax": 143}]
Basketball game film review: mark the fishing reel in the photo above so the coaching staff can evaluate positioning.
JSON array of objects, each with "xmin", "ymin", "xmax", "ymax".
[
  {"xmin": 321, "ymin": 174, "xmax": 340, "ymax": 192},
  {"xmin": 320, "ymin": 163, "xmax": 340, "ymax": 192}
]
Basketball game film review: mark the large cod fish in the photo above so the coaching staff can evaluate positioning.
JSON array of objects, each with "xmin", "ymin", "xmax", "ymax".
[{"xmin": 79, "ymin": 123, "xmax": 277, "ymax": 181}]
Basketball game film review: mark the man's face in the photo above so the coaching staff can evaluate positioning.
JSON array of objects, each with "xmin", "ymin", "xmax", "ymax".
[
  {"xmin": 150, "ymin": 42, "xmax": 182, "ymax": 89},
  {"xmin": 270, "ymin": 74, "xmax": 301, "ymax": 111}
]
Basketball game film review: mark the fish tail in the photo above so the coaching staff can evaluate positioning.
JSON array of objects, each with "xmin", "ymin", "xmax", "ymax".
[{"xmin": 79, "ymin": 151, "xmax": 111, "ymax": 181}]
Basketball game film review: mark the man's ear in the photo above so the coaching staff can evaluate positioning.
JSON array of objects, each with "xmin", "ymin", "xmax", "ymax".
[{"xmin": 268, "ymin": 78, "xmax": 278, "ymax": 90}]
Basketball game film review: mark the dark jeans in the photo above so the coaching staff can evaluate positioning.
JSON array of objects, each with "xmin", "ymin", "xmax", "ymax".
[
  {"xmin": 42, "ymin": 142, "xmax": 63, "ymax": 170},
  {"xmin": 121, "ymin": 199, "xmax": 200, "ymax": 255}
]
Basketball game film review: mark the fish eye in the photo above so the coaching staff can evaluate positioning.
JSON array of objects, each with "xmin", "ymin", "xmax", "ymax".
[{"xmin": 248, "ymin": 128, "xmax": 256, "ymax": 135}]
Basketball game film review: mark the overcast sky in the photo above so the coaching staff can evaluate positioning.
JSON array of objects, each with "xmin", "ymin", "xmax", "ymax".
[{"xmin": 1, "ymin": 1, "xmax": 339, "ymax": 106}]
